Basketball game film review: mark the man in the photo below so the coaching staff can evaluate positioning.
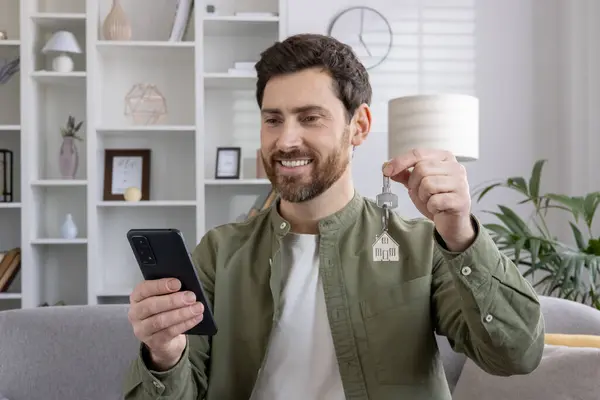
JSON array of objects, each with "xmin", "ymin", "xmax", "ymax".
[{"xmin": 123, "ymin": 33, "xmax": 545, "ymax": 399}]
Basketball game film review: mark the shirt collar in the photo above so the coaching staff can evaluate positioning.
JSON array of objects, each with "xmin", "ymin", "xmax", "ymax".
[{"xmin": 270, "ymin": 190, "xmax": 364, "ymax": 237}]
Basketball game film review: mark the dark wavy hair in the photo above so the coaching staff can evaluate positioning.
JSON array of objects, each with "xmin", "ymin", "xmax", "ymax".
[{"xmin": 254, "ymin": 33, "xmax": 372, "ymax": 121}]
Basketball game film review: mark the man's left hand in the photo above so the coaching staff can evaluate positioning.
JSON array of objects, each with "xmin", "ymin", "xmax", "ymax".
[{"xmin": 383, "ymin": 148, "xmax": 475, "ymax": 252}]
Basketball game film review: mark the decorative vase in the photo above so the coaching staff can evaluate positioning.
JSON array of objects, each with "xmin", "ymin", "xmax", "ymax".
[
  {"xmin": 59, "ymin": 136, "xmax": 78, "ymax": 179},
  {"xmin": 102, "ymin": 0, "xmax": 132, "ymax": 41},
  {"xmin": 60, "ymin": 213, "xmax": 78, "ymax": 239}
]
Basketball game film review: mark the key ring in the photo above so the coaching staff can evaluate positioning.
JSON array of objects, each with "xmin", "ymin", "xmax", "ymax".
[{"xmin": 381, "ymin": 204, "xmax": 389, "ymax": 232}]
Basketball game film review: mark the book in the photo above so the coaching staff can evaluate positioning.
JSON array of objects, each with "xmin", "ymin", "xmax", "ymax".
[{"xmin": 0, "ymin": 247, "xmax": 20, "ymax": 292}]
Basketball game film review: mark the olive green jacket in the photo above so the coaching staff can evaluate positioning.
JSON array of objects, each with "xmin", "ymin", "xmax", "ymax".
[{"xmin": 123, "ymin": 192, "xmax": 545, "ymax": 399}]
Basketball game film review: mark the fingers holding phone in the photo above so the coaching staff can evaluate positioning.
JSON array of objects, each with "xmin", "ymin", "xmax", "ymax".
[{"xmin": 128, "ymin": 277, "xmax": 204, "ymax": 370}]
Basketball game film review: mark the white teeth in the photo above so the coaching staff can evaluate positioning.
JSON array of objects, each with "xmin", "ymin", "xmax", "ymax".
[{"xmin": 280, "ymin": 160, "xmax": 311, "ymax": 168}]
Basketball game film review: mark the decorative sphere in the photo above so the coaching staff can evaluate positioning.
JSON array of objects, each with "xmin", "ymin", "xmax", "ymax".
[{"xmin": 124, "ymin": 187, "xmax": 142, "ymax": 202}]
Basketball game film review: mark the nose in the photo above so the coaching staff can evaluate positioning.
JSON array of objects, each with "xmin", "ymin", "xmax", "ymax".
[{"xmin": 275, "ymin": 120, "xmax": 303, "ymax": 151}]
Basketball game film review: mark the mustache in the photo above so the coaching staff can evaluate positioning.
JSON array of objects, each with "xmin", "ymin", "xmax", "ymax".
[{"xmin": 269, "ymin": 149, "xmax": 315, "ymax": 160}]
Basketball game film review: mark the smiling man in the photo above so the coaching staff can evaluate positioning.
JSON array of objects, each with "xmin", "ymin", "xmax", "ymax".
[{"xmin": 123, "ymin": 33, "xmax": 545, "ymax": 400}]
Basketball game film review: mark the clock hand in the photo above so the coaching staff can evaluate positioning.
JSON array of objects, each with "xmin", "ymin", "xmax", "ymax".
[
  {"xmin": 360, "ymin": 9, "xmax": 364, "ymax": 35},
  {"xmin": 359, "ymin": 10, "xmax": 372, "ymax": 57},
  {"xmin": 359, "ymin": 33, "xmax": 372, "ymax": 57}
]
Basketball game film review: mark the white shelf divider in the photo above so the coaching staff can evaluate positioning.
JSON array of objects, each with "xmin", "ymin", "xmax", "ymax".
[
  {"xmin": 0, "ymin": 125, "xmax": 21, "ymax": 131},
  {"xmin": 31, "ymin": 238, "xmax": 88, "ymax": 245}
]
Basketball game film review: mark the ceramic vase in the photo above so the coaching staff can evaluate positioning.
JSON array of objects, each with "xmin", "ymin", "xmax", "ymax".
[
  {"xmin": 102, "ymin": 0, "xmax": 132, "ymax": 41},
  {"xmin": 59, "ymin": 137, "xmax": 78, "ymax": 179},
  {"xmin": 60, "ymin": 213, "xmax": 78, "ymax": 239}
]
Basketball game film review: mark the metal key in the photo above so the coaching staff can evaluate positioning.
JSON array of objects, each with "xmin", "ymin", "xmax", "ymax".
[
  {"xmin": 376, "ymin": 175, "xmax": 398, "ymax": 232},
  {"xmin": 376, "ymin": 176, "xmax": 398, "ymax": 209}
]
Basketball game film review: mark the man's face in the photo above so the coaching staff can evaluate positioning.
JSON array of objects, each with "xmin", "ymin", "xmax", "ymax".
[{"xmin": 259, "ymin": 68, "xmax": 354, "ymax": 203}]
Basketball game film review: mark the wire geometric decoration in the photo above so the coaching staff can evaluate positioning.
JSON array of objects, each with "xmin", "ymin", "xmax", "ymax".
[{"xmin": 124, "ymin": 83, "xmax": 168, "ymax": 125}]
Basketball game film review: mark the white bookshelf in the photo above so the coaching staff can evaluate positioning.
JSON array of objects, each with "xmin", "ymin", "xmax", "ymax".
[{"xmin": 0, "ymin": 0, "xmax": 283, "ymax": 310}]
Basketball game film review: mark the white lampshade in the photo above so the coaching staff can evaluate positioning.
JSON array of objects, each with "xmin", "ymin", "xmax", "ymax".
[
  {"xmin": 42, "ymin": 31, "xmax": 82, "ymax": 54},
  {"xmin": 387, "ymin": 94, "xmax": 479, "ymax": 162}
]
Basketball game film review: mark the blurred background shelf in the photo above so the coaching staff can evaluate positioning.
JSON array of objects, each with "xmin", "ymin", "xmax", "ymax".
[
  {"xmin": 30, "ymin": 12, "xmax": 86, "ymax": 29},
  {"xmin": 2, "ymin": 0, "xmax": 281, "ymax": 311}
]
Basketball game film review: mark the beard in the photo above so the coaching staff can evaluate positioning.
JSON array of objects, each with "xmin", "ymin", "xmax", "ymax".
[{"xmin": 261, "ymin": 128, "xmax": 352, "ymax": 203}]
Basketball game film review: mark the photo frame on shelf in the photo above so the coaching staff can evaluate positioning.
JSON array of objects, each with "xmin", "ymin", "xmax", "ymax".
[
  {"xmin": 103, "ymin": 149, "xmax": 151, "ymax": 201},
  {"xmin": 215, "ymin": 147, "xmax": 241, "ymax": 179}
]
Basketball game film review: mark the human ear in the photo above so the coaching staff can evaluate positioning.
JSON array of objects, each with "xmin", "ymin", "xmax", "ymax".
[{"xmin": 350, "ymin": 104, "xmax": 371, "ymax": 147}]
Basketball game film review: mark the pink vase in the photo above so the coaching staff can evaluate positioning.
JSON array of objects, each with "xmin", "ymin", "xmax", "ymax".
[{"xmin": 59, "ymin": 137, "xmax": 79, "ymax": 179}]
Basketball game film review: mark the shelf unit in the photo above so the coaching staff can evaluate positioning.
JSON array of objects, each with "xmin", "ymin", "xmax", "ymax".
[
  {"xmin": 0, "ymin": 0, "xmax": 284, "ymax": 311},
  {"xmin": 0, "ymin": 0, "xmax": 23, "ymax": 310}
]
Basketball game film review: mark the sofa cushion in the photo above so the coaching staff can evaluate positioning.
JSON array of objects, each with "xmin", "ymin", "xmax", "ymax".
[
  {"xmin": 0, "ymin": 305, "xmax": 139, "ymax": 400},
  {"xmin": 452, "ymin": 344, "xmax": 600, "ymax": 400},
  {"xmin": 545, "ymin": 333, "xmax": 600, "ymax": 348}
]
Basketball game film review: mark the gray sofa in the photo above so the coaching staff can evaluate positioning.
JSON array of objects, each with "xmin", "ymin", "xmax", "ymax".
[{"xmin": 0, "ymin": 295, "xmax": 599, "ymax": 400}]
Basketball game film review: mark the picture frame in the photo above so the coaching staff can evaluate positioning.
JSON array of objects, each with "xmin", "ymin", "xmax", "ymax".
[
  {"xmin": 103, "ymin": 149, "xmax": 151, "ymax": 201},
  {"xmin": 215, "ymin": 147, "xmax": 241, "ymax": 179}
]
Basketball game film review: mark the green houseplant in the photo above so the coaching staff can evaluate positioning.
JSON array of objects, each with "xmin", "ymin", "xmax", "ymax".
[{"xmin": 472, "ymin": 159, "xmax": 600, "ymax": 310}]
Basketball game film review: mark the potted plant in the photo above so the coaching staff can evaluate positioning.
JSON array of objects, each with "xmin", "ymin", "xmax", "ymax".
[
  {"xmin": 59, "ymin": 115, "xmax": 83, "ymax": 179},
  {"xmin": 472, "ymin": 159, "xmax": 600, "ymax": 310}
]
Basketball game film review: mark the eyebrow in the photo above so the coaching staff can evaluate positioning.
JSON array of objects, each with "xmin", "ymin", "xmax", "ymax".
[{"xmin": 260, "ymin": 105, "xmax": 330, "ymax": 116}]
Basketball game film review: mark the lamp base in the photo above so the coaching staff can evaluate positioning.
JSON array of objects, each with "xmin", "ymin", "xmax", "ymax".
[{"xmin": 52, "ymin": 53, "xmax": 74, "ymax": 73}]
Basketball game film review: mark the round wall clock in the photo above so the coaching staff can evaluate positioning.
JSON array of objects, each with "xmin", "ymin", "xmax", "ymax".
[{"xmin": 327, "ymin": 6, "xmax": 393, "ymax": 71}]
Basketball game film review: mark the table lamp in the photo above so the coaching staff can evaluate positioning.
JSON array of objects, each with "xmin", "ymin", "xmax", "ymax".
[
  {"xmin": 41, "ymin": 30, "xmax": 82, "ymax": 73},
  {"xmin": 387, "ymin": 94, "xmax": 479, "ymax": 162}
]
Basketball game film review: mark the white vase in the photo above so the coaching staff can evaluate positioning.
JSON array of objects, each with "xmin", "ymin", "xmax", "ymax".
[{"xmin": 60, "ymin": 213, "xmax": 78, "ymax": 239}]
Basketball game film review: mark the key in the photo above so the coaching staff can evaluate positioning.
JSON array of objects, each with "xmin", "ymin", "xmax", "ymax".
[
  {"xmin": 376, "ymin": 176, "xmax": 398, "ymax": 210},
  {"xmin": 376, "ymin": 176, "xmax": 398, "ymax": 232}
]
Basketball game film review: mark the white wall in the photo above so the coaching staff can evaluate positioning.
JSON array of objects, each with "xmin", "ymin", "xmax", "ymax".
[{"xmin": 531, "ymin": 0, "xmax": 600, "ymax": 239}]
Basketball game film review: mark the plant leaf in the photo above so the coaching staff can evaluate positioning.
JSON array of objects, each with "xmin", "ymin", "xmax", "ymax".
[
  {"xmin": 569, "ymin": 222, "xmax": 586, "ymax": 251},
  {"xmin": 528, "ymin": 159, "xmax": 546, "ymax": 202},
  {"xmin": 545, "ymin": 194, "xmax": 584, "ymax": 222},
  {"xmin": 496, "ymin": 205, "xmax": 532, "ymax": 235},
  {"xmin": 483, "ymin": 223, "xmax": 514, "ymax": 237},
  {"xmin": 474, "ymin": 182, "xmax": 502, "ymax": 202},
  {"xmin": 583, "ymin": 192, "xmax": 600, "ymax": 230},
  {"xmin": 506, "ymin": 177, "xmax": 529, "ymax": 197}
]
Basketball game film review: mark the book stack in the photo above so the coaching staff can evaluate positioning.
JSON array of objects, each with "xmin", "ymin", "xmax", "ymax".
[{"xmin": 0, "ymin": 247, "xmax": 20, "ymax": 293}]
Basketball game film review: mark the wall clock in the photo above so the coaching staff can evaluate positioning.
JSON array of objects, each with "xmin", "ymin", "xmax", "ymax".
[{"xmin": 327, "ymin": 6, "xmax": 393, "ymax": 71}]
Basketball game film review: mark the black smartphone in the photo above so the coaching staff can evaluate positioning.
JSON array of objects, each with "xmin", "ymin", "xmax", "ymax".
[{"xmin": 126, "ymin": 228, "xmax": 218, "ymax": 336}]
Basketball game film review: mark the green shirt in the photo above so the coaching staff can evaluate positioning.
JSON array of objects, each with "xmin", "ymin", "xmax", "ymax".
[{"xmin": 123, "ymin": 192, "xmax": 545, "ymax": 399}]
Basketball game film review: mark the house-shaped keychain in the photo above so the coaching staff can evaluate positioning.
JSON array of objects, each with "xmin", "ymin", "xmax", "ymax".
[{"xmin": 372, "ymin": 231, "xmax": 400, "ymax": 262}]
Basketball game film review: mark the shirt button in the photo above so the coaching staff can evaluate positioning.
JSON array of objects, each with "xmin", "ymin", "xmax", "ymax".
[
  {"xmin": 461, "ymin": 266, "xmax": 472, "ymax": 276},
  {"xmin": 153, "ymin": 381, "xmax": 162, "ymax": 389},
  {"xmin": 484, "ymin": 314, "xmax": 493, "ymax": 323},
  {"xmin": 280, "ymin": 222, "xmax": 286, "ymax": 229}
]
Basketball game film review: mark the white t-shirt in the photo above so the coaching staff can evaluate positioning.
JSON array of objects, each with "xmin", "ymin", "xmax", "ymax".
[{"xmin": 250, "ymin": 233, "xmax": 346, "ymax": 399}]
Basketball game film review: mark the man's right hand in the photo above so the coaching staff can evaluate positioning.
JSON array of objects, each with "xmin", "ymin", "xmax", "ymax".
[{"xmin": 128, "ymin": 278, "xmax": 205, "ymax": 371}]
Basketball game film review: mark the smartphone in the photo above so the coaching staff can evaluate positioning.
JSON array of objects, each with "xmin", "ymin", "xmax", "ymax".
[{"xmin": 126, "ymin": 228, "xmax": 218, "ymax": 336}]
